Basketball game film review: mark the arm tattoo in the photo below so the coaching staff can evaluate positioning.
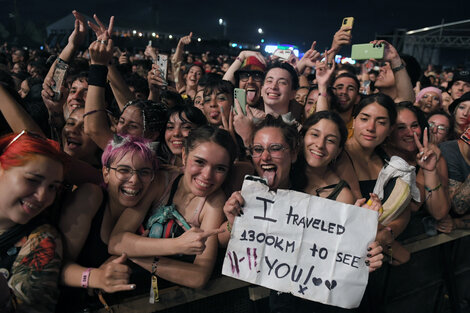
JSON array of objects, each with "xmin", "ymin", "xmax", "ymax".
[{"xmin": 449, "ymin": 178, "xmax": 470, "ymax": 215}]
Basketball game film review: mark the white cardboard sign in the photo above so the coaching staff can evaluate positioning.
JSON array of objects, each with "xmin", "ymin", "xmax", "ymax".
[{"xmin": 222, "ymin": 177, "xmax": 378, "ymax": 309}]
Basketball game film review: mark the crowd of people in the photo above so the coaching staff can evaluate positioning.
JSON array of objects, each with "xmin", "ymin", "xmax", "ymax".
[{"xmin": 0, "ymin": 9, "xmax": 469, "ymax": 313}]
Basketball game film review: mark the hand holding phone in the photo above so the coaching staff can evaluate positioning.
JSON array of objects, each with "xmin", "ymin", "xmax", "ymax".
[
  {"xmin": 234, "ymin": 88, "xmax": 247, "ymax": 115},
  {"xmin": 341, "ymin": 17, "xmax": 354, "ymax": 32},
  {"xmin": 351, "ymin": 43, "xmax": 384, "ymax": 60}
]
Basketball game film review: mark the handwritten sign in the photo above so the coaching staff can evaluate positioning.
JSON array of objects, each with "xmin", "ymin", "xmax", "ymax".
[{"xmin": 222, "ymin": 176, "xmax": 378, "ymax": 309}]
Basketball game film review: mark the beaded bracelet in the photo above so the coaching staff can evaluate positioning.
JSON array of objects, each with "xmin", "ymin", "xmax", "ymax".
[{"xmin": 227, "ymin": 221, "xmax": 232, "ymax": 233}]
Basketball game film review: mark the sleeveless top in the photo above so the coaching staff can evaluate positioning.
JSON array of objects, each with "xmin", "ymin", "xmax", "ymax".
[
  {"xmin": 314, "ymin": 180, "xmax": 350, "ymax": 201},
  {"xmin": 148, "ymin": 172, "xmax": 205, "ymax": 228},
  {"xmin": 76, "ymin": 190, "xmax": 110, "ymax": 268}
]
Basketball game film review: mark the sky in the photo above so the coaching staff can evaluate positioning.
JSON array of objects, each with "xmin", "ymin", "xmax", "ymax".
[{"xmin": 2, "ymin": 0, "xmax": 470, "ymax": 53}]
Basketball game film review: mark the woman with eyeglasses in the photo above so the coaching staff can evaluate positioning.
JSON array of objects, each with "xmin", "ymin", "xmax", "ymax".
[
  {"xmin": 222, "ymin": 115, "xmax": 383, "ymax": 312},
  {"xmin": 107, "ymin": 126, "xmax": 236, "ymax": 289},
  {"xmin": 0, "ymin": 131, "xmax": 66, "ymax": 312},
  {"xmin": 57, "ymin": 135, "xmax": 159, "ymax": 311},
  {"xmin": 427, "ymin": 110, "xmax": 453, "ymax": 145}
]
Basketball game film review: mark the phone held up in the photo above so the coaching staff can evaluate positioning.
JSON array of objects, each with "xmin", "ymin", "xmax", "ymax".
[
  {"xmin": 341, "ymin": 17, "xmax": 354, "ymax": 31},
  {"xmin": 351, "ymin": 43, "xmax": 384, "ymax": 60},
  {"xmin": 234, "ymin": 88, "xmax": 247, "ymax": 115}
]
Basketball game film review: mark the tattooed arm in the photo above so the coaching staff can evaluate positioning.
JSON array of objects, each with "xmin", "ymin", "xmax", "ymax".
[{"xmin": 449, "ymin": 177, "xmax": 470, "ymax": 215}]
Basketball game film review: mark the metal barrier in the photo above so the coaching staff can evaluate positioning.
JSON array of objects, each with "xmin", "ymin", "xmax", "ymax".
[{"xmin": 94, "ymin": 230, "xmax": 470, "ymax": 313}]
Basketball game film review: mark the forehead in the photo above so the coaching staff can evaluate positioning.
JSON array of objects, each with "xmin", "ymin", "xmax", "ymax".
[
  {"xmin": 307, "ymin": 119, "xmax": 340, "ymax": 135},
  {"xmin": 360, "ymin": 102, "xmax": 389, "ymax": 117},
  {"xmin": 397, "ymin": 108, "xmax": 418, "ymax": 122},
  {"xmin": 121, "ymin": 105, "xmax": 142, "ymax": 120},
  {"xmin": 189, "ymin": 66, "xmax": 202, "ymax": 73},
  {"xmin": 333, "ymin": 76, "xmax": 358, "ymax": 88},
  {"xmin": 168, "ymin": 111, "xmax": 188, "ymax": 122},
  {"xmin": 111, "ymin": 150, "xmax": 151, "ymax": 167},
  {"xmin": 429, "ymin": 114, "xmax": 449, "ymax": 125},
  {"xmin": 254, "ymin": 127, "xmax": 286, "ymax": 144},
  {"xmin": 265, "ymin": 68, "xmax": 292, "ymax": 82},
  {"xmin": 423, "ymin": 91, "xmax": 439, "ymax": 96},
  {"xmin": 188, "ymin": 141, "xmax": 230, "ymax": 164},
  {"xmin": 72, "ymin": 78, "xmax": 88, "ymax": 88}
]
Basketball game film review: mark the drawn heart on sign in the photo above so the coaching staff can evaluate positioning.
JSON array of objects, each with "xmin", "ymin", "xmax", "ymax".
[
  {"xmin": 325, "ymin": 280, "xmax": 337, "ymax": 290},
  {"xmin": 312, "ymin": 277, "xmax": 322, "ymax": 286}
]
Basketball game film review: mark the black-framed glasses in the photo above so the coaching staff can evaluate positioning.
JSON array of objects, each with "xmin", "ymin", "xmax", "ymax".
[
  {"xmin": 108, "ymin": 165, "xmax": 155, "ymax": 182},
  {"xmin": 428, "ymin": 122, "xmax": 449, "ymax": 134},
  {"xmin": 239, "ymin": 72, "xmax": 264, "ymax": 82},
  {"xmin": 250, "ymin": 144, "xmax": 288, "ymax": 158}
]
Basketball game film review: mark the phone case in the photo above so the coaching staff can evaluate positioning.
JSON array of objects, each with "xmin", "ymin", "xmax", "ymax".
[
  {"xmin": 342, "ymin": 17, "xmax": 354, "ymax": 29},
  {"xmin": 234, "ymin": 88, "xmax": 247, "ymax": 115},
  {"xmin": 51, "ymin": 63, "xmax": 68, "ymax": 101},
  {"xmin": 461, "ymin": 126, "xmax": 470, "ymax": 145},
  {"xmin": 157, "ymin": 54, "xmax": 168, "ymax": 79},
  {"xmin": 351, "ymin": 43, "xmax": 384, "ymax": 60}
]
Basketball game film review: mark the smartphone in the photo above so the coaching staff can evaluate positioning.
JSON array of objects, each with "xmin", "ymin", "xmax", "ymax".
[
  {"xmin": 157, "ymin": 54, "xmax": 168, "ymax": 79},
  {"xmin": 461, "ymin": 126, "xmax": 470, "ymax": 145},
  {"xmin": 341, "ymin": 17, "xmax": 354, "ymax": 31},
  {"xmin": 351, "ymin": 43, "xmax": 384, "ymax": 60},
  {"xmin": 234, "ymin": 88, "xmax": 247, "ymax": 115},
  {"xmin": 273, "ymin": 49, "xmax": 291, "ymax": 61},
  {"xmin": 51, "ymin": 61, "xmax": 68, "ymax": 101}
]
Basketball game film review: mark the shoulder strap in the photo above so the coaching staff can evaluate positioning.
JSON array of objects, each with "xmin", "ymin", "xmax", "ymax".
[
  {"xmin": 166, "ymin": 174, "xmax": 184, "ymax": 206},
  {"xmin": 326, "ymin": 180, "xmax": 350, "ymax": 200}
]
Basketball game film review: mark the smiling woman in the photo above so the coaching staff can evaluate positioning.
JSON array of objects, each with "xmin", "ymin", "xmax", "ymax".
[
  {"xmin": 107, "ymin": 125, "xmax": 237, "ymax": 290},
  {"xmin": 0, "ymin": 131, "xmax": 66, "ymax": 312}
]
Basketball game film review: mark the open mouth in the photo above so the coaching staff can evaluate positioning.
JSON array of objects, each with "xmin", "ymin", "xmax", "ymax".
[
  {"xmin": 194, "ymin": 177, "xmax": 212, "ymax": 192},
  {"xmin": 309, "ymin": 149, "xmax": 325, "ymax": 159},
  {"xmin": 260, "ymin": 164, "xmax": 277, "ymax": 186},
  {"xmin": 120, "ymin": 187, "xmax": 141, "ymax": 198},
  {"xmin": 246, "ymin": 87, "xmax": 258, "ymax": 103},
  {"xmin": 209, "ymin": 111, "xmax": 220, "ymax": 119},
  {"xmin": 20, "ymin": 200, "xmax": 41, "ymax": 215},
  {"xmin": 171, "ymin": 140, "xmax": 184, "ymax": 148}
]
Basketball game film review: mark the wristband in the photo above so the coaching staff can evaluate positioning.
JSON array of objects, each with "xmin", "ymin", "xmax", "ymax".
[
  {"xmin": 424, "ymin": 183, "xmax": 441, "ymax": 192},
  {"xmin": 318, "ymin": 92, "xmax": 328, "ymax": 97},
  {"xmin": 149, "ymin": 257, "xmax": 160, "ymax": 303},
  {"xmin": 81, "ymin": 268, "xmax": 92, "ymax": 288},
  {"xmin": 236, "ymin": 56, "xmax": 243, "ymax": 63},
  {"xmin": 227, "ymin": 221, "xmax": 232, "ymax": 233},
  {"xmin": 392, "ymin": 63, "xmax": 405, "ymax": 73},
  {"xmin": 83, "ymin": 109, "xmax": 107, "ymax": 118},
  {"xmin": 88, "ymin": 64, "xmax": 108, "ymax": 87}
]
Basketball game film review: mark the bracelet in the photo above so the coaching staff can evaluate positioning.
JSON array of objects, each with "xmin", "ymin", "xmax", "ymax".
[
  {"xmin": 236, "ymin": 56, "xmax": 243, "ymax": 63},
  {"xmin": 88, "ymin": 64, "xmax": 108, "ymax": 87},
  {"xmin": 227, "ymin": 221, "xmax": 232, "ymax": 233},
  {"xmin": 318, "ymin": 92, "xmax": 328, "ymax": 97},
  {"xmin": 392, "ymin": 63, "xmax": 406, "ymax": 73},
  {"xmin": 424, "ymin": 183, "xmax": 442, "ymax": 192},
  {"xmin": 56, "ymin": 57, "xmax": 70, "ymax": 70},
  {"xmin": 83, "ymin": 109, "xmax": 107, "ymax": 118},
  {"xmin": 81, "ymin": 268, "xmax": 92, "ymax": 288},
  {"xmin": 385, "ymin": 226, "xmax": 394, "ymax": 239}
]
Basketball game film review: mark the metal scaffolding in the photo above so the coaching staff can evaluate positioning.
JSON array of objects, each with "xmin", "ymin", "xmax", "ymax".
[{"xmin": 377, "ymin": 19, "xmax": 470, "ymax": 66}]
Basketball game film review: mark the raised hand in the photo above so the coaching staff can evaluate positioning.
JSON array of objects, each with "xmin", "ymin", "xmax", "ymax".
[
  {"xmin": 355, "ymin": 193, "xmax": 383, "ymax": 216},
  {"xmin": 315, "ymin": 50, "xmax": 335, "ymax": 88},
  {"xmin": 414, "ymin": 129, "xmax": 437, "ymax": 171},
  {"xmin": 178, "ymin": 32, "xmax": 193, "ymax": 46},
  {"xmin": 68, "ymin": 10, "xmax": 87, "ymax": 48},
  {"xmin": 329, "ymin": 26, "xmax": 352, "ymax": 53},
  {"xmin": 144, "ymin": 45, "xmax": 158, "ymax": 60},
  {"xmin": 148, "ymin": 64, "xmax": 168, "ymax": 90},
  {"xmin": 370, "ymin": 40, "xmax": 400, "ymax": 65},
  {"xmin": 233, "ymin": 98, "xmax": 255, "ymax": 147},
  {"xmin": 177, "ymin": 227, "xmax": 225, "ymax": 255},
  {"xmin": 298, "ymin": 41, "xmax": 322, "ymax": 70},
  {"xmin": 97, "ymin": 253, "xmax": 135, "ymax": 293},
  {"xmin": 223, "ymin": 191, "xmax": 245, "ymax": 226},
  {"xmin": 88, "ymin": 14, "xmax": 115, "ymax": 40},
  {"xmin": 88, "ymin": 31, "xmax": 114, "ymax": 66},
  {"xmin": 41, "ymin": 76, "xmax": 67, "ymax": 113}
]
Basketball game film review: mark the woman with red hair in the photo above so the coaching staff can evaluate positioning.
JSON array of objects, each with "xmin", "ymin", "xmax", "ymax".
[{"xmin": 0, "ymin": 131, "xmax": 66, "ymax": 312}]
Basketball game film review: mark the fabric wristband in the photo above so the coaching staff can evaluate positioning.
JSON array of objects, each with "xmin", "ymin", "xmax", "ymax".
[
  {"xmin": 88, "ymin": 64, "xmax": 108, "ymax": 87},
  {"xmin": 81, "ymin": 268, "xmax": 92, "ymax": 288}
]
